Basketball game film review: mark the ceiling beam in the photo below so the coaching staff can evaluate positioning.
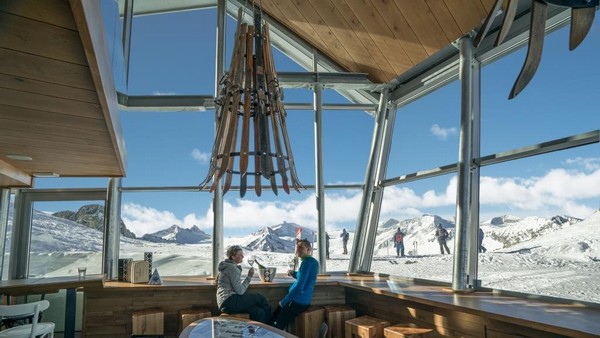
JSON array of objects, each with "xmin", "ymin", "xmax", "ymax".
[{"xmin": 0, "ymin": 159, "xmax": 32, "ymax": 188}]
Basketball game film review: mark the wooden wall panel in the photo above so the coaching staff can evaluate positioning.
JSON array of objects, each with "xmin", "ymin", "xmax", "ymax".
[{"xmin": 0, "ymin": 0, "xmax": 78, "ymax": 30}]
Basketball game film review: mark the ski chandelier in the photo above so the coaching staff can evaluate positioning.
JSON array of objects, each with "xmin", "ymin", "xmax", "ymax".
[{"xmin": 200, "ymin": 7, "xmax": 303, "ymax": 197}]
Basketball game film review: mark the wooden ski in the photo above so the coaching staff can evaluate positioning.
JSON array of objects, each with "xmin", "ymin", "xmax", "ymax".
[
  {"xmin": 509, "ymin": 0, "xmax": 547, "ymax": 99},
  {"xmin": 473, "ymin": 0, "xmax": 503, "ymax": 48},
  {"xmin": 263, "ymin": 22, "xmax": 289, "ymax": 194},
  {"xmin": 495, "ymin": 0, "xmax": 519, "ymax": 46},
  {"xmin": 569, "ymin": 6, "xmax": 595, "ymax": 51},
  {"xmin": 210, "ymin": 23, "xmax": 247, "ymax": 191},
  {"xmin": 239, "ymin": 26, "xmax": 254, "ymax": 197}
]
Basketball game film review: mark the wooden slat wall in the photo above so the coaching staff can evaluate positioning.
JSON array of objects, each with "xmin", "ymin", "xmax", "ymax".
[
  {"xmin": 258, "ymin": 0, "xmax": 496, "ymax": 83},
  {"xmin": 83, "ymin": 284, "xmax": 345, "ymax": 338},
  {"xmin": 0, "ymin": 0, "xmax": 123, "ymax": 183}
]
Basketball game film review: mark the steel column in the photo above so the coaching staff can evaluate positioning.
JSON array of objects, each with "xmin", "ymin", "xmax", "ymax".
[
  {"xmin": 314, "ymin": 81, "xmax": 326, "ymax": 272},
  {"xmin": 350, "ymin": 89, "xmax": 389, "ymax": 272},
  {"xmin": 453, "ymin": 35, "xmax": 475, "ymax": 291},
  {"xmin": 212, "ymin": 0, "xmax": 226, "ymax": 277},
  {"xmin": 0, "ymin": 189, "xmax": 10, "ymax": 280},
  {"xmin": 103, "ymin": 178, "xmax": 122, "ymax": 280}
]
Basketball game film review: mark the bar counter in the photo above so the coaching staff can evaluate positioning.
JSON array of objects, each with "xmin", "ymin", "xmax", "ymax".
[{"xmin": 83, "ymin": 273, "xmax": 600, "ymax": 338}]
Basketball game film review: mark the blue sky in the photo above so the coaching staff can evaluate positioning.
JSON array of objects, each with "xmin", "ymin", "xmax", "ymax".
[{"xmin": 34, "ymin": 3, "xmax": 599, "ymax": 237}]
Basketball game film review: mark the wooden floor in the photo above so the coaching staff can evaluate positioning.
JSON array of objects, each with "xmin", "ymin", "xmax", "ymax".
[{"xmin": 77, "ymin": 273, "xmax": 600, "ymax": 337}]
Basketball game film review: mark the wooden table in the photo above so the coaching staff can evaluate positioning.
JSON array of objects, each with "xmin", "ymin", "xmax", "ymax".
[
  {"xmin": 0, "ymin": 274, "xmax": 105, "ymax": 338},
  {"xmin": 179, "ymin": 317, "xmax": 298, "ymax": 338}
]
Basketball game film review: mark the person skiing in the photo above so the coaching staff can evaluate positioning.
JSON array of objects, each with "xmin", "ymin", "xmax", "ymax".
[
  {"xmin": 340, "ymin": 229, "xmax": 349, "ymax": 255},
  {"xmin": 392, "ymin": 227, "xmax": 405, "ymax": 257},
  {"xmin": 435, "ymin": 224, "xmax": 451, "ymax": 254},
  {"xmin": 478, "ymin": 227, "xmax": 487, "ymax": 253}
]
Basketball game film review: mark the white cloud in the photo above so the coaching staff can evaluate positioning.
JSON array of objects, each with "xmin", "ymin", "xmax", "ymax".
[
  {"xmin": 430, "ymin": 124, "xmax": 457, "ymax": 140},
  {"xmin": 122, "ymin": 166, "xmax": 600, "ymax": 236},
  {"xmin": 566, "ymin": 157, "xmax": 600, "ymax": 171},
  {"xmin": 191, "ymin": 148, "xmax": 210, "ymax": 164}
]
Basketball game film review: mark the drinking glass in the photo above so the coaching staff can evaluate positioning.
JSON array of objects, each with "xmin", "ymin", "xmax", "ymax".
[
  {"xmin": 78, "ymin": 267, "xmax": 87, "ymax": 279},
  {"xmin": 247, "ymin": 256, "xmax": 255, "ymax": 267},
  {"xmin": 287, "ymin": 257, "xmax": 296, "ymax": 270}
]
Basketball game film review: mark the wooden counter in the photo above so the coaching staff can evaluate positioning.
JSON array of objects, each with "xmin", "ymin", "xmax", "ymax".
[
  {"xmin": 82, "ymin": 274, "xmax": 600, "ymax": 338},
  {"xmin": 1, "ymin": 275, "xmax": 105, "ymax": 338}
]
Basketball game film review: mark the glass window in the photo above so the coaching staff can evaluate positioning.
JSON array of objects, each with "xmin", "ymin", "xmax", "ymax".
[{"xmin": 29, "ymin": 201, "xmax": 104, "ymax": 277}]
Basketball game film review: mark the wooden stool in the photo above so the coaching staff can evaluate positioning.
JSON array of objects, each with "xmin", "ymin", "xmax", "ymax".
[
  {"xmin": 324, "ymin": 305, "xmax": 356, "ymax": 338},
  {"xmin": 132, "ymin": 308, "xmax": 164, "ymax": 337},
  {"xmin": 179, "ymin": 308, "xmax": 212, "ymax": 334},
  {"xmin": 345, "ymin": 316, "xmax": 389, "ymax": 338},
  {"xmin": 294, "ymin": 305, "xmax": 325, "ymax": 338},
  {"xmin": 384, "ymin": 324, "xmax": 433, "ymax": 338},
  {"xmin": 220, "ymin": 312, "xmax": 250, "ymax": 319}
]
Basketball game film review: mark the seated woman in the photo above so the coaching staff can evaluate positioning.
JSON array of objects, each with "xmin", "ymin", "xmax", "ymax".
[{"xmin": 216, "ymin": 245, "xmax": 272, "ymax": 323}]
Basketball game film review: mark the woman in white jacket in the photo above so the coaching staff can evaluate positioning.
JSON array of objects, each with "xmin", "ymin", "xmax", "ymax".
[{"xmin": 216, "ymin": 245, "xmax": 271, "ymax": 323}]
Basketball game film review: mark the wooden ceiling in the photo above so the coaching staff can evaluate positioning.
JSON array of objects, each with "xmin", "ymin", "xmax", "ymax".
[
  {"xmin": 0, "ymin": 0, "xmax": 126, "ymax": 188},
  {"xmin": 256, "ymin": 0, "xmax": 497, "ymax": 83}
]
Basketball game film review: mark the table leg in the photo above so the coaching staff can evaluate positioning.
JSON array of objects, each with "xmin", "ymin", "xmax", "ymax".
[{"xmin": 65, "ymin": 288, "xmax": 76, "ymax": 338}]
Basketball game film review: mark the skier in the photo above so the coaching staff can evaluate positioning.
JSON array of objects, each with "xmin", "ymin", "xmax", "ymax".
[
  {"xmin": 340, "ymin": 229, "xmax": 349, "ymax": 255},
  {"xmin": 435, "ymin": 224, "xmax": 451, "ymax": 254},
  {"xmin": 392, "ymin": 227, "xmax": 405, "ymax": 257},
  {"xmin": 478, "ymin": 227, "xmax": 487, "ymax": 253}
]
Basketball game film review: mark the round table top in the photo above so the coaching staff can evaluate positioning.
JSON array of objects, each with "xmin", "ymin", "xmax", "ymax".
[{"xmin": 179, "ymin": 316, "xmax": 298, "ymax": 338}]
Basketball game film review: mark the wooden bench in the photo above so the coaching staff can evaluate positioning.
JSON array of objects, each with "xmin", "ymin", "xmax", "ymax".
[
  {"xmin": 178, "ymin": 308, "xmax": 212, "ymax": 334},
  {"xmin": 345, "ymin": 316, "xmax": 389, "ymax": 338},
  {"xmin": 384, "ymin": 324, "xmax": 433, "ymax": 338},
  {"xmin": 132, "ymin": 308, "xmax": 164, "ymax": 338},
  {"xmin": 324, "ymin": 305, "xmax": 356, "ymax": 338}
]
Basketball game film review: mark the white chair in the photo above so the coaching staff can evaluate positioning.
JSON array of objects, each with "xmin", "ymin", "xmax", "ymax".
[{"xmin": 0, "ymin": 300, "xmax": 54, "ymax": 338}]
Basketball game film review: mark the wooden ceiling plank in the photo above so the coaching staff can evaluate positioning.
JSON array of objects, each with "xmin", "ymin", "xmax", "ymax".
[
  {"xmin": 344, "ymin": 0, "xmax": 416, "ymax": 82},
  {"xmin": 393, "ymin": 0, "xmax": 452, "ymax": 56},
  {"xmin": 373, "ymin": 0, "xmax": 430, "ymax": 68},
  {"xmin": 0, "ymin": 49, "xmax": 96, "ymax": 91},
  {"xmin": 0, "ymin": 12, "xmax": 88, "ymax": 65},
  {"xmin": 0, "ymin": 87, "xmax": 103, "ymax": 119},
  {"xmin": 443, "ymin": 0, "xmax": 489, "ymax": 34},
  {"xmin": 0, "ymin": 0, "xmax": 78, "ymax": 30},
  {"xmin": 260, "ymin": 0, "xmax": 337, "ymax": 60},
  {"xmin": 264, "ymin": 0, "xmax": 352, "ymax": 70},
  {"xmin": 334, "ymin": 1, "xmax": 397, "ymax": 82},
  {"xmin": 0, "ymin": 132, "xmax": 117, "ymax": 156},
  {"xmin": 0, "ymin": 74, "xmax": 99, "ymax": 104},
  {"xmin": 0, "ymin": 118, "xmax": 111, "ymax": 143},
  {"xmin": 425, "ymin": 0, "xmax": 464, "ymax": 43},
  {"xmin": 0, "ymin": 159, "xmax": 32, "ymax": 187},
  {"xmin": 0, "ymin": 105, "xmax": 111, "ymax": 132},
  {"xmin": 305, "ymin": 0, "xmax": 385, "ymax": 81}
]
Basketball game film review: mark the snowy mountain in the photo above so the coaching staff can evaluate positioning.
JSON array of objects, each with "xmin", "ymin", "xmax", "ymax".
[
  {"xmin": 52, "ymin": 204, "xmax": 136, "ymax": 239},
  {"xmin": 242, "ymin": 221, "xmax": 315, "ymax": 253},
  {"xmin": 142, "ymin": 225, "xmax": 211, "ymax": 244}
]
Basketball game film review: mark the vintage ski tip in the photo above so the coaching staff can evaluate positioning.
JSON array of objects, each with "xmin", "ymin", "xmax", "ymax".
[
  {"xmin": 509, "ymin": 0, "xmax": 547, "ymax": 99},
  {"xmin": 473, "ymin": 0, "xmax": 503, "ymax": 48},
  {"xmin": 569, "ymin": 7, "xmax": 595, "ymax": 51},
  {"xmin": 495, "ymin": 0, "xmax": 519, "ymax": 47}
]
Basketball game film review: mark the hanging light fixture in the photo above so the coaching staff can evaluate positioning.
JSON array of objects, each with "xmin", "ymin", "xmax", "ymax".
[{"xmin": 200, "ymin": 6, "xmax": 303, "ymax": 197}]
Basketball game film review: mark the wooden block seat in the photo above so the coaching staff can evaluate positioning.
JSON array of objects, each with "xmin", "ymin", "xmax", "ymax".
[
  {"xmin": 294, "ymin": 305, "xmax": 325, "ymax": 338},
  {"xmin": 132, "ymin": 308, "xmax": 164, "ymax": 337},
  {"xmin": 220, "ymin": 312, "xmax": 250, "ymax": 319},
  {"xmin": 324, "ymin": 305, "xmax": 356, "ymax": 338},
  {"xmin": 345, "ymin": 316, "xmax": 390, "ymax": 338},
  {"xmin": 179, "ymin": 307, "xmax": 212, "ymax": 334},
  {"xmin": 384, "ymin": 324, "xmax": 433, "ymax": 338}
]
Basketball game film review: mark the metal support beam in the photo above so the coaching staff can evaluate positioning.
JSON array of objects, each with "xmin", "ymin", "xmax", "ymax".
[
  {"xmin": 350, "ymin": 90, "xmax": 389, "ymax": 272},
  {"xmin": 212, "ymin": 0, "xmax": 226, "ymax": 278},
  {"xmin": 314, "ymin": 82, "xmax": 326, "ymax": 272},
  {"xmin": 103, "ymin": 178, "xmax": 122, "ymax": 280},
  {"xmin": 9, "ymin": 189, "xmax": 29, "ymax": 279},
  {"xmin": 453, "ymin": 35, "xmax": 475, "ymax": 292},
  {"xmin": 122, "ymin": 0, "xmax": 134, "ymax": 88},
  {"xmin": 466, "ymin": 57, "xmax": 482, "ymax": 289},
  {"xmin": 0, "ymin": 189, "xmax": 10, "ymax": 280}
]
